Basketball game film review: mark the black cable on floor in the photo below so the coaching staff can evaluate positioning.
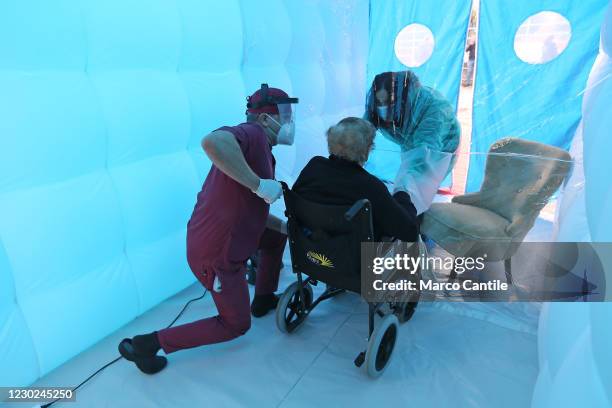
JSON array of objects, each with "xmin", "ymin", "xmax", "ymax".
[
  {"xmin": 164, "ymin": 290, "xmax": 208, "ymax": 329},
  {"xmin": 41, "ymin": 289, "xmax": 208, "ymax": 408}
]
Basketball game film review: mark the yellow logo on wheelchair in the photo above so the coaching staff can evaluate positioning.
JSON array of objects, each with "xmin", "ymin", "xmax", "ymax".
[{"xmin": 306, "ymin": 251, "xmax": 334, "ymax": 268}]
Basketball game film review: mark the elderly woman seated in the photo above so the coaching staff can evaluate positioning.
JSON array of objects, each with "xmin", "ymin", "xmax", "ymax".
[{"xmin": 292, "ymin": 117, "xmax": 419, "ymax": 241}]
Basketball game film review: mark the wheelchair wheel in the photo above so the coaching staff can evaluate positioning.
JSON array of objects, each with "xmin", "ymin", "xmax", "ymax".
[
  {"xmin": 365, "ymin": 314, "xmax": 399, "ymax": 378},
  {"xmin": 276, "ymin": 281, "xmax": 313, "ymax": 334}
]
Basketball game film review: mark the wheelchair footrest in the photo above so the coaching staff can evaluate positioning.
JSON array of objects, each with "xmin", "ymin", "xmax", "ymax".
[{"xmin": 354, "ymin": 351, "xmax": 366, "ymax": 367}]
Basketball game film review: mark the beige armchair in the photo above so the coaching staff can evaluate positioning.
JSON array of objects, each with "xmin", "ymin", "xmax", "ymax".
[{"xmin": 421, "ymin": 137, "xmax": 573, "ymax": 283}]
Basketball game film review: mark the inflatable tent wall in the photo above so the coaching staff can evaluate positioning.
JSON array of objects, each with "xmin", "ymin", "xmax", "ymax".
[
  {"xmin": 1, "ymin": 1, "xmax": 611, "ymax": 406},
  {"xmin": 0, "ymin": 0, "xmax": 368, "ymax": 386}
]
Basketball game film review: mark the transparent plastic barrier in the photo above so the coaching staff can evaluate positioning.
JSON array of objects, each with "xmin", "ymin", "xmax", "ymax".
[
  {"xmin": 357, "ymin": 143, "xmax": 611, "ymax": 302},
  {"xmin": 369, "ymin": 137, "xmax": 574, "ymax": 216}
]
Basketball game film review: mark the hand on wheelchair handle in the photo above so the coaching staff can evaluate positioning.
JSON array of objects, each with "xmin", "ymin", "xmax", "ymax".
[{"xmin": 254, "ymin": 178, "xmax": 283, "ymax": 204}]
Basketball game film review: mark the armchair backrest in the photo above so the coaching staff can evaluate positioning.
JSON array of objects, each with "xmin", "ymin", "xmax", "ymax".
[{"xmin": 454, "ymin": 138, "xmax": 572, "ymax": 237}]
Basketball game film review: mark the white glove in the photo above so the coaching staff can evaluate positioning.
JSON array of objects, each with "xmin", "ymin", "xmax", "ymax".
[{"xmin": 254, "ymin": 179, "xmax": 283, "ymax": 204}]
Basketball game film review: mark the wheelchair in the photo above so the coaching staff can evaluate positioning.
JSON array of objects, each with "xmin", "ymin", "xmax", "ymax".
[{"xmin": 276, "ymin": 182, "xmax": 421, "ymax": 378}]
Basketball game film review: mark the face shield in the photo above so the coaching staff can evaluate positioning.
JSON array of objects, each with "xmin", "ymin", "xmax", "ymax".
[
  {"xmin": 366, "ymin": 71, "xmax": 422, "ymax": 138},
  {"xmin": 273, "ymin": 103, "xmax": 296, "ymax": 145},
  {"xmin": 246, "ymin": 84, "xmax": 299, "ymax": 146}
]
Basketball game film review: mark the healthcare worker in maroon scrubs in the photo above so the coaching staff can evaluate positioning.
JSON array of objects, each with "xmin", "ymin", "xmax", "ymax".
[{"xmin": 118, "ymin": 84, "xmax": 298, "ymax": 374}]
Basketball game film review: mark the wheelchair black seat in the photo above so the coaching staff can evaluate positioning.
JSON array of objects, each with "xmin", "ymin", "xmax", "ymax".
[{"xmin": 282, "ymin": 183, "xmax": 373, "ymax": 294}]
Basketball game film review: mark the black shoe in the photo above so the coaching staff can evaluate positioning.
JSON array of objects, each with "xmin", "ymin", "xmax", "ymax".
[
  {"xmin": 250, "ymin": 294, "xmax": 279, "ymax": 318},
  {"xmin": 132, "ymin": 332, "xmax": 161, "ymax": 356},
  {"xmin": 118, "ymin": 337, "xmax": 166, "ymax": 375}
]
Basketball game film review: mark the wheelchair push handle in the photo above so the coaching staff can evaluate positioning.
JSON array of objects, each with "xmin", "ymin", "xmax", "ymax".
[
  {"xmin": 345, "ymin": 199, "xmax": 371, "ymax": 221},
  {"xmin": 279, "ymin": 180, "xmax": 370, "ymax": 223}
]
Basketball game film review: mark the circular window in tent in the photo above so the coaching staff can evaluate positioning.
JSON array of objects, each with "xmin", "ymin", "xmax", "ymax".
[
  {"xmin": 514, "ymin": 11, "xmax": 572, "ymax": 64},
  {"xmin": 394, "ymin": 24, "xmax": 435, "ymax": 67}
]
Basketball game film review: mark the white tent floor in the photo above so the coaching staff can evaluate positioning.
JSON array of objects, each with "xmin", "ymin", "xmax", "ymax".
[{"xmin": 22, "ymin": 217, "xmax": 553, "ymax": 408}]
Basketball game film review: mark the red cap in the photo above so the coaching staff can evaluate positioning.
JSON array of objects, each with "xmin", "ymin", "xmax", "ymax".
[{"xmin": 246, "ymin": 86, "xmax": 290, "ymax": 115}]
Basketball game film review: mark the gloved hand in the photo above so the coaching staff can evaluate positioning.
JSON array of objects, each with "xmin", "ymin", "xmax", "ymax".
[{"xmin": 254, "ymin": 179, "xmax": 283, "ymax": 204}]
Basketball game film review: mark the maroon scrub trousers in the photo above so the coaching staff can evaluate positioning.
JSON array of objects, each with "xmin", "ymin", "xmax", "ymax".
[{"xmin": 157, "ymin": 123, "xmax": 287, "ymax": 353}]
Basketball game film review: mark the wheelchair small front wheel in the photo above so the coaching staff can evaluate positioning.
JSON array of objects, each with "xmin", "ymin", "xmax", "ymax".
[
  {"xmin": 275, "ymin": 281, "xmax": 313, "ymax": 334},
  {"xmin": 393, "ymin": 301, "xmax": 418, "ymax": 323},
  {"xmin": 365, "ymin": 313, "xmax": 399, "ymax": 378}
]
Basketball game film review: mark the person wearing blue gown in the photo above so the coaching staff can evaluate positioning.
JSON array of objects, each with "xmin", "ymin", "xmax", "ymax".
[{"xmin": 364, "ymin": 71, "xmax": 461, "ymax": 214}]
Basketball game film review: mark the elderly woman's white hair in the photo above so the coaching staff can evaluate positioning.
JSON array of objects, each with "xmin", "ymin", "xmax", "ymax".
[{"xmin": 326, "ymin": 117, "xmax": 376, "ymax": 164}]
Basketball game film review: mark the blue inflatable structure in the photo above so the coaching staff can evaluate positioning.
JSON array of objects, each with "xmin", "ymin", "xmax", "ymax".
[{"xmin": 1, "ymin": 1, "xmax": 611, "ymax": 406}]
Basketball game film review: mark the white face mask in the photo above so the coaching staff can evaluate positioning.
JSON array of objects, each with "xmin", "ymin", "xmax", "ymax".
[
  {"xmin": 267, "ymin": 115, "xmax": 295, "ymax": 146},
  {"xmin": 377, "ymin": 105, "xmax": 389, "ymax": 120},
  {"xmin": 277, "ymin": 121, "xmax": 295, "ymax": 145}
]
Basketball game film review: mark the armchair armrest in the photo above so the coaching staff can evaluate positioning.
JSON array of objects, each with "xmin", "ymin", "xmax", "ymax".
[{"xmin": 451, "ymin": 192, "xmax": 482, "ymax": 205}]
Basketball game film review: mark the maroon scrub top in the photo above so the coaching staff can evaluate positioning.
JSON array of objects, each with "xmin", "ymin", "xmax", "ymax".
[{"xmin": 187, "ymin": 122, "xmax": 275, "ymax": 268}]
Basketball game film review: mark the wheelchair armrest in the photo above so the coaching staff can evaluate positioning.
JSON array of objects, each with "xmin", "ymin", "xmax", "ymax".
[{"xmin": 344, "ymin": 199, "xmax": 371, "ymax": 221}]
